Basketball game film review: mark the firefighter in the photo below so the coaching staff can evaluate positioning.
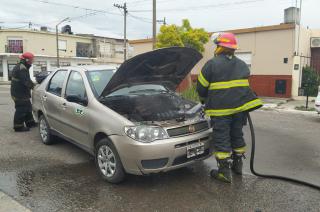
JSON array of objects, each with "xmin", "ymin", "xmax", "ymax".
[
  {"xmin": 197, "ymin": 32, "xmax": 263, "ymax": 183},
  {"xmin": 10, "ymin": 52, "xmax": 36, "ymax": 132}
]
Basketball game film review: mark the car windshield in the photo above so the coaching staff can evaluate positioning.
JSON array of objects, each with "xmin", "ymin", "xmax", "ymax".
[
  {"xmin": 87, "ymin": 69, "xmax": 116, "ymax": 96},
  {"xmin": 106, "ymin": 84, "xmax": 168, "ymax": 97}
]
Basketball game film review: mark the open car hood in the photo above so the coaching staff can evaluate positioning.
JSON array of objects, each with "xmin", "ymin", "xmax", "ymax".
[{"xmin": 100, "ymin": 47, "xmax": 202, "ymax": 97}]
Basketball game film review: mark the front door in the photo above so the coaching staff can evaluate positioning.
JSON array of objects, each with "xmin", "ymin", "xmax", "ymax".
[{"xmin": 59, "ymin": 71, "xmax": 90, "ymax": 149}]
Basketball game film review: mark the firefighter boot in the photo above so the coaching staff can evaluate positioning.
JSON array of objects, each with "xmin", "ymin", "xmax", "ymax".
[
  {"xmin": 210, "ymin": 158, "xmax": 232, "ymax": 183},
  {"xmin": 14, "ymin": 127, "xmax": 30, "ymax": 132},
  {"xmin": 26, "ymin": 121, "xmax": 37, "ymax": 128},
  {"xmin": 232, "ymin": 153, "xmax": 245, "ymax": 175}
]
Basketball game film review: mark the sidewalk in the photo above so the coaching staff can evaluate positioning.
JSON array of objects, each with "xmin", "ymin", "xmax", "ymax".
[
  {"xmin": 0, "ymin": 191, "xmax": 30, "ymax": 212},
  {"xmin": 261, "ymin": 97, "xmax": 318, "ymax": 114}
]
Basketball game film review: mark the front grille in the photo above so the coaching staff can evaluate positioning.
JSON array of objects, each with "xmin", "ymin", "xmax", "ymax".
[
  {"xmin": 174, "ymin": 136, "xmax": 210, "ymax": 149},
  {"xmin": 167, "ymin": 121, "xmax": 209, "ymax": 137},
  {"xmin": 172, "ymin": 149, "xmax": 210, "ymax": 166}
]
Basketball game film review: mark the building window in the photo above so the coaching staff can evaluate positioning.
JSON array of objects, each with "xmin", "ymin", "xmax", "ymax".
[
  {"xmin": 115, "ymin": 45, "xmax": 124, "ymax": 54},
  {"xmin": 275, "ymin": 80, "xmax": 287, "ymax": 94},
  {"xmin": 235, "ymin": 52, "xmax": 252, "ymax": 68},
  {"xmin": 6, "ymin": 37, "xmax": 23, "ymax": 53},
  {"xmin": 58, "ymin": 40, "xmax": 67, "ymax": 51},
  {"xmin": 76, "ymin": 42, "xmax": 92, "ymax": 57}
]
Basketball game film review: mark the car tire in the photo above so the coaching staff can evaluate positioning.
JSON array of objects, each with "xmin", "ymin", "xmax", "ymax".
[
  {"xmin": 95, "ymin": 138, "xmax": 126, "ymax": 184},
  {"xmin": 38, "ymin": 115, "xmax": 54, "ymax": 145}
]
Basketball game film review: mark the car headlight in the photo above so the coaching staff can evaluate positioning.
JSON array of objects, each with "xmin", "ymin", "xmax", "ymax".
[{"xmin": 124, "ymin": 125, "xmax": 169, "ymax": 143}]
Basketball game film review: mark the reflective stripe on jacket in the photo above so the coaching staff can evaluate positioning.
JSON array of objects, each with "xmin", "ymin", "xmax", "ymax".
[{"xmin": 196, "ymin": 54, "xmax": 263, "ymax": 117}]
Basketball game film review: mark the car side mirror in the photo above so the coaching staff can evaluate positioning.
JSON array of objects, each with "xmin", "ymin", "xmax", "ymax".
[{"xmin": 66, "ymin": 95, "xmax": 88, "ymax": 106}]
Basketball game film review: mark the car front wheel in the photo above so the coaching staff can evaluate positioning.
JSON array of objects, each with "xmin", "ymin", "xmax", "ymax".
[{"xmin": 95, "ymin": 138, "xmax": 125, "ymax": 183}]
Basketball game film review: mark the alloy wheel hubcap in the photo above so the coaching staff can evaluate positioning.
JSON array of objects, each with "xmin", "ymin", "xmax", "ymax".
[
  {"xmin": 39, "ymin": 118, "xmax": 48, "ymax": 142},
  {"xmin": 97, "ymin": 145, "xmax": 116, "ymax": 178}
]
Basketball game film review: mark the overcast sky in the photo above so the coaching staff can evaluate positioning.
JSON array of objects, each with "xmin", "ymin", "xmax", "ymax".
[{"xmin": 0, "ymin": 0, "xmax": 319, "ymax": 39}]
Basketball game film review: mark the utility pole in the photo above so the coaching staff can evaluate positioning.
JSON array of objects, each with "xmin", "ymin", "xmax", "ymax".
[
  {"xmin": 157, "ymin": 17, "xmax": 166, "ymax": 26},
  {"xmin": 114, "ymin": 3, "xmax": 128, "ymax": 61},
  {"xmin": 297, "ymin": 0, "xmax": 303, "ymax": 56},
  {"xmin": 56, "ymin": 17, "xmax": 69, "ymax": 68},
  {"xmin": 152, "ymin": 0, "xmax": 156, "ymax": 49}
]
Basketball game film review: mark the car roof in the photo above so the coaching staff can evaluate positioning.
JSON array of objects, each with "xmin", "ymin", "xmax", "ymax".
[{"xmin": 65, "ymin": 65, "xmax": 119, "ymax": 72}]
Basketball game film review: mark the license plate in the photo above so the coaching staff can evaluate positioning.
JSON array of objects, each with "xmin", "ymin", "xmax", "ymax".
[{"xmin": 187, "ymin": 142, "xmax": 205, "ymax": 158}]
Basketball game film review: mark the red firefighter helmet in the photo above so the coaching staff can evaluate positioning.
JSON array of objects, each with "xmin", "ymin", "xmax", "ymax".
[
  {"xmin": 213, "ymin": 32, "xmax": 238, "ymax": 50},
  {"xmin": 19, "ymin": 52, "xmax": 34, "ymax": 61}
]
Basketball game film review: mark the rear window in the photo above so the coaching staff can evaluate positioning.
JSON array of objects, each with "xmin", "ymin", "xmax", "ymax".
[
  {"xmin": 47, "ymin": 70, "xmax": 67, "ymax": 96},
  {"xmin": 87, "ymin": 69, "xmax": 115, "ymax": 96}
]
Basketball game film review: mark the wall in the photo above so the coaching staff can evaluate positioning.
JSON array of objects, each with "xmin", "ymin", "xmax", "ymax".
[
  {"xmin": 0, "ymin": 30, "xmax": 92, "ymax": 58},
  {"xmin": 129, "ymin": 24, "xmax": 296, "ymax": 97}
]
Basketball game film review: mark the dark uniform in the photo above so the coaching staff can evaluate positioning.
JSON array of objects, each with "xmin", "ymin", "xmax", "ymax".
[
  {"xmin": 10, "ymin": 62, "xmax": 36, "ymax": 131},
  {"xmin": 197, "ymin": 53, "xmax": 263, "ymax": 182},
  {"xmin": 197, "ymin": 54, "xmax": 262, "ymax": 156}
]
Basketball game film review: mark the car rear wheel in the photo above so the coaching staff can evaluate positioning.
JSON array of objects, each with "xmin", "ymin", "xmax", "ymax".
[
  {"xmin": 95, "ymin": 138, "xmax": 125, "ymax": 183},
  {"xmin": 39, "ymin": 115, "xmax": 54, "ymax": 145}
]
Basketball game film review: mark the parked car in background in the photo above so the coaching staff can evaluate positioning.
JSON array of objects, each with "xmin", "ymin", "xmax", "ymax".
[
  {"xmin": 315, "ymin": 86, "xmax": 320, "ymax": 114},
  {"xmin": 35, "ymin": 71, "xmax": 52, "ymax": 84},
  {"xmin": 32, "ymin": 47, "xmax": 212, "ymax": 183}
]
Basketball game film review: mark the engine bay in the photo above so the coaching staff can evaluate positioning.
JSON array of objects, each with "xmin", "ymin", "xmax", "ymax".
[{"xmin": 101, "ymin": 92, "xmax": 202, "ymax": 123}]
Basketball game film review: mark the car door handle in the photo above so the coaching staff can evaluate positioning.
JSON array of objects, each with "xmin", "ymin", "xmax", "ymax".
[{"xmin": 62, "ymin": 102, "xmax": 68, "ymax": 109}]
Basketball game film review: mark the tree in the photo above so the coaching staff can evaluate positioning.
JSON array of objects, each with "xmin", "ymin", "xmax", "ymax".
[
  {"xmin": 301, "ymin": 66, "xmax": 320, "ymax": 97},
  {"xmin": 156, "ymin": 19, "xmax": 209, "ymax": 53}
]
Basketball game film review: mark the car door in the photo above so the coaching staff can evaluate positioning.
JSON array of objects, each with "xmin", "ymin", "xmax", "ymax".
[
  {"xmin": 43, "ymin": 69, "xmax": 68, "ymax": 133},
  {"xmin": 59, "ymin": 70, "xmax": 90, "ymax": 149}
]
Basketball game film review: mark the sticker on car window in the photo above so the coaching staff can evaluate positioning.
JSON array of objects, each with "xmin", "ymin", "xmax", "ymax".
[
  {"xmin": 91, "ymin": 74, "xmax": 100, "ymax": 82},
  {"xmin": 75, "ymin": 108, "xmax": 85, "ymax": 116}
]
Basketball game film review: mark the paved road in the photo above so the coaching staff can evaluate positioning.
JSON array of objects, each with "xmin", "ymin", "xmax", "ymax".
[{"xmin": 0, "ymin": 85, "xmax": 320, "ymax": 212}]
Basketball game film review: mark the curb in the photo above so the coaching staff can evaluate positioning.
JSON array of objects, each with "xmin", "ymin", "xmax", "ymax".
[
  {"xmin": 0, "ymin": 191, "xmax": 31, "ymax": 212},
  {"xmin": 0, "ymin": 82, "xmax": 11, "ymax": 85}
]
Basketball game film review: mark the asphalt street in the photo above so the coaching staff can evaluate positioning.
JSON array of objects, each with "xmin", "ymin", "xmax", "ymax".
[{"xmin": 0, "ymin": 85, "xmax": 320, "ymax": 212}]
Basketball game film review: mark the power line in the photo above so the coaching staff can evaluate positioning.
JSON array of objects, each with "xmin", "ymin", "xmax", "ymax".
[
  {"xmin": 130, "ymin": 0, "xmax": 267, "ymax": 12},
  {"xmin": 28, "ymin": 0, "xmax": 121, "ymax": 16},
  {"xmin": 128, "ymin": 13, "xmax": 152, "ymax": 23}
]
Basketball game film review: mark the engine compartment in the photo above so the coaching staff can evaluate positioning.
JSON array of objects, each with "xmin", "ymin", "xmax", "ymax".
[{"xmin": 101, "ymin": 92, "xmax": 200, "ymax": 122}]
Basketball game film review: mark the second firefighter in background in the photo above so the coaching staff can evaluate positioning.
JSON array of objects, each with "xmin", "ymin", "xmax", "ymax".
[{"xmin": 197, "ymin": 32, "xmax": 263, "ymax": 183}]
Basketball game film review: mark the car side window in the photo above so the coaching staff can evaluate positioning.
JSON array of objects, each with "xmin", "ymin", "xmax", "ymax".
[
  {"xmin": 65, "ymin": 71, "xmax": 87, "ymax": 100},
  {"xmin": 47, "ymin": 70, "xmax": 67, "ymax": 96}
]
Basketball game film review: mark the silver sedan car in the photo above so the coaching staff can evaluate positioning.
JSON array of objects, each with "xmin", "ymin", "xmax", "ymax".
[{"xmin": 32, "ymin": 47, "xmax": 213, "ymax": 183}]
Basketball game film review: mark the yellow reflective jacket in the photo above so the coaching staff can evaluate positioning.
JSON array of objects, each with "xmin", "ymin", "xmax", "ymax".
[{"xmin": 197, "ymin": 54, "xmax": 263, "ymax": 117}]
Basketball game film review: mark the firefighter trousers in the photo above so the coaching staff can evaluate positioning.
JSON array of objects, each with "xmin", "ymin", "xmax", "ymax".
[
  {"xmin": 13, "ymin": 99, "xmax": 35, "ymax": 129},
  {"xmin": 210, "ymin": 112, "xmax": 247, "ymax": 159}
]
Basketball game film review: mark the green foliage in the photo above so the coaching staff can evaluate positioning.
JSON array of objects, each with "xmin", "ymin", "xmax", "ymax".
[
  {"xmin": 156, "ymin": 25, "xmax": 184, "ymax": 48},
  {"xmin": 301, "ymin": 66, "xmax": 320, "ymax": 97},
  {"xmin": 156, "ymin": 19, "xmax": 209, "ymax": 53},
  {"xmin": 181, "ymin": 84, "xmax": 200, "ymax": 102}
]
